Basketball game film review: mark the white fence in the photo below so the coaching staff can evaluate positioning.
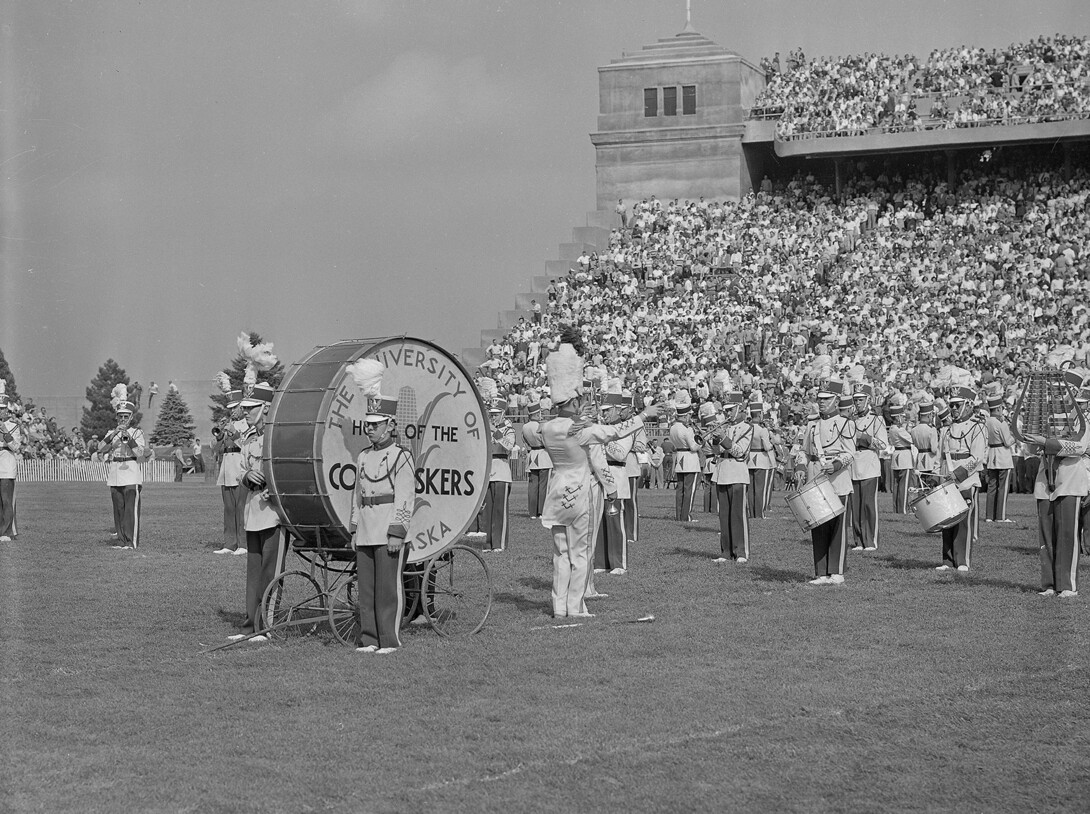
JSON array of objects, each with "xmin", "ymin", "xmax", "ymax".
[{"xmin": 17, "ymin": 459, "xmax": 179, "ymax": 483}]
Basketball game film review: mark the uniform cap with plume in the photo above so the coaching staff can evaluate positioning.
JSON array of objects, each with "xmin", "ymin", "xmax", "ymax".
[
  {"xmin": 348, "ymin": 358, "xmax": 386, "ymax": 399},
  {"xmin": 110, "ymin": 383, "xmax": 128, "ymax": 411},
  {"xmin": 477, "ymin": 376, "xmax": 498, "ymax": 404},
  {"xmin": 237, "ymin": 331, "xmax": 279, "ymax": 393}
]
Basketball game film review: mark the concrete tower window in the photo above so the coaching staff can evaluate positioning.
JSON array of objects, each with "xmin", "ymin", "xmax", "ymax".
[
  {"xmin": 644, "ymin": 87, "xmax": 658, "ymax": 117},
  {"xmin": 663, "ymin": 86, "xmax": 678, "ymax": 116},
  {"xmin": 682, "ymin": 85, "xmax": 696, "ymax": 114}
]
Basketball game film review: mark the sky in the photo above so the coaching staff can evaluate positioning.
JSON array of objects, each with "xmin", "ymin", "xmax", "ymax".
[{"xmin": 3, "ymin": 0, "xmax": 1088, "ymax": 402}]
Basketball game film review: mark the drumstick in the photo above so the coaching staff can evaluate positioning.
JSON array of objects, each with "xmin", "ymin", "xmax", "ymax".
[{"xmin": 530, "ymin": 613, "xmax": 655, "ymax": 631}]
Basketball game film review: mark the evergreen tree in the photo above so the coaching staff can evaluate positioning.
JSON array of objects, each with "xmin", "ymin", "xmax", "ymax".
[
  {"xmin": 0, "ymin": 347, "xmax": 19, "ymax": 403},
  {"xmin": 81, "ymin": 359, "xmax": 143, "ymax": 441},
  {"xmin": 209, "ymin": 331, "xmax": 285, "ymax": 424},
  {"xmin": 151, "ymin": 390, "xmax": 196, "ymax": 446}
]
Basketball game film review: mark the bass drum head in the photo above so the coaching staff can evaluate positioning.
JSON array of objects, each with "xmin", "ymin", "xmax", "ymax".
[{"xmin": 266, "ymin": 337, "xmax": 490, "ymax": 564}]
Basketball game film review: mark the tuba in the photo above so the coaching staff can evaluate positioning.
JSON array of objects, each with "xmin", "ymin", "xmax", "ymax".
[{"xmin": 1011, "ymin": 369, "xmax": 1087, "ymax": 492}]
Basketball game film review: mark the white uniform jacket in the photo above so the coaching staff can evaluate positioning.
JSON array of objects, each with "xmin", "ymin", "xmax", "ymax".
[
  {"xmin": 103, "ymin": 427, "xmax": 148, "ymax": 487},
  {"xmin": 350, "ymin": 438, "xmax": 416, "ymax": 546},
  {"xmin": 984, "ymin": 416, "xmax": 1015, "ymax": 470},
  {"xmin": 713, "ymin": 422, "xmax": 753, "ymax": 485},
  {"xmin": 528, "ymin": 415, "xmax": 644, "ymax": 528},
  {"xmin": 214, "ymin": 419, "xmax": 249, "ymax": 487},
  {"xmin": 625, "ymin": 427, "xmax": 647, "ymax": 480},
  {"xmin": 489, "ymin": 421, "xmax": 515, "ymax": 483},
  {"xmin": 851, "ymin": 412, "xmax": 888, "ymax": 481},
  {"xmin": 669, "ymin": 420, "xmax": 701, "ymax": 473},
  {"xmin": 240, "ymin": 429, "xmax": 279, "ymax": 531},
  {"xmin": 0, "ymin": 420, "xmax": 22, "ymax": 479},
  {"xmin": 522, "ymin": 420, "xmax": 553, "ymax": 471},
  {"xmin": 795, "ymin": 416, "xmax": 857, "ymax": 496},
  {"xmin": 605, "ymin": 434, "xmax": 634, "ymax": 500},
  {"xmin": 888, "ymin": 425, "xmax": 914, "ymax": 470},
  {"xmin": 938, "ymin": 419, "xmax": 987, "ymax": 490},
  {"xmin": 747, "ymin": 424, "xmax": 776, "ymax": 471},
  {"xmin": 910, "ymin": 424, "xmax": 939, "ymax": 472}
]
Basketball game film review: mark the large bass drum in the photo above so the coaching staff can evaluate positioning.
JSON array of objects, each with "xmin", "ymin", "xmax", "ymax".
[{"xmin": 263, "ymin": 337, "xmax": 490, "ymax": 564}]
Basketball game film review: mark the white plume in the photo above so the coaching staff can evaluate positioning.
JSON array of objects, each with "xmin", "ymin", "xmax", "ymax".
[
  {"xmin": 237, "ymin": 331, "xmax": 278, "ymax": 372},
  {"xmin": 603, "ymin": 377, "xmax": 622, "ymax": 396},
  {"xmin": 214, "ymin": 372, "xmax": 232, "ymax": 395},
  {"xmin": 110, "ymin": 383, "xmax": 128, "ymax": 409},
  {"xmin": 673, "ymin": 388, "xmax": 691, "ymax": 409},
  {"xmin": 243, "ymin": 364, "xmax": 257, "ymax": 388},
  {"xmin": 477, "ymin": 376, "xmax": 498, "ymax": 403},
  {"xmin": 346, "ymin": 358, "xmax": 385, "ymax": 398}
]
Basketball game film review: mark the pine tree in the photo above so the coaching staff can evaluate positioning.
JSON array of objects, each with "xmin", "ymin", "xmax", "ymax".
[
  {"xmin": 209, "ymin": 331, "xmax": 286, "ymax": 424},
  {"xmin": 0, "ymin": 347, "xmax": 19, "ymax": 403},
  {"xmin": 81, "ymin": 359, "xmax": 143, "ymax": 441},
  {"xmin": 151, "ymin": 390, "xmax": 196, "ymax": 446}
]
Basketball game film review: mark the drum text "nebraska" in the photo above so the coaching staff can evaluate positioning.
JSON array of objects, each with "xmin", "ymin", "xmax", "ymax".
[{"xmin": 415, "ymin": 467, "xmax": 476, "ymax": 496}]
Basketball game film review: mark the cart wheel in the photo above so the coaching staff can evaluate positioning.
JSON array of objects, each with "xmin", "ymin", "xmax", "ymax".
[
  {"xmin": 401, "ymin": 561, "xmax": 425, "ymax": 622},
  {"xmin": 328, "ymin": 575, "xmax": 360, "ymax": 647},
  {"xmin": 261, "ymin": 570, "xmax": 326, "ymax": 639},
  {"xmin": 422, "ymin": 544, "xmax": 492, "ymax": 636}
]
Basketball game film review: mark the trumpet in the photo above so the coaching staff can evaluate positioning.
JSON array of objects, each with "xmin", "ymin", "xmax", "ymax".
[{"xmin": 694, "ymin": 418, "xmax": 733, "ymax": 445}]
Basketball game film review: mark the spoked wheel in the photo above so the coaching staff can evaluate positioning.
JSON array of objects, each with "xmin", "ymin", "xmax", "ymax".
[
  {"xmin": 422, "ymin": 544, "xmax": 492, "ymax": 636},
  {"xmin": 401, "ymin": 562, "xmax": 425, "ymax": 623},
  {"xmin": 328, "ymin": 575, "xmax": 360, "ymax": 646},
  {"xmin": 260, "ymin": 570, "xmax": 327, "ymax": 639}
]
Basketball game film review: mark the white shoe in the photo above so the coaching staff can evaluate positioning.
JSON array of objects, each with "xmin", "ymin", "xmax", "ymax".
[
  {"xmin": 984, "ymin": 519, "xmax": 993, "ymax": 523},
  {"xmin": 1037, "ymin": 588, "xmax": 1056, "ymax": 597},
  {"xmin": 355, "ymin": 645, "xmax": 378, "ymax": 653},
  {"xmin": 248, "ymin": 635, "xmax": 268, "ymax": 643},
  {"xmin": 863, "ymin": 546, "xmax": 877, "ymax": 552},
  {"xmin": 850, "ymin": 545, "xmax": 864, "ymax": 552},
  {"xmin": 736, "ymin": 557, "xmax": 748, "ymax": 563},
  {"xmin": 712, "ymin": 557, "xmax": 728, "ymax": 563},
  {"xmin": 808, "ymin": 576, "xmax": 831, "ymax": 585},
  {"xmin": 232, "ymin": 548, "xmax": 247, "ymax": 556},
  {"xmin": 213, "ymin": 548, "xmax": 232, "ymax": 554},
  {"xmin": 593, "ymin": 568, "xmax": 607, "ymax": 574},
  {"xmin": 110, "ymin": 533, "xmax": 118, "ymax": 539},
  {"xmin": 570, "ymin": 612, "xmax": 595, "ymax": 619},
  {"xmin": 1058, "ymin": 590, "xmax": 1078, "ymax": 598},
  {"xmin": 998, "ymin": 519, "xmax": 1015, "ymax": 523},
  {"xmin": 609, "ymin": 568, "xmax": 627, "ymax": 575},
  {"xmin": 0, "ymin": 536, "xmax": 10, "ymax": 542},
  {"xmin": 376, "ymin": 647, "xmax": 398, "ymax": 654},
  {"xmin": 935, "ymin": 565, "xmax": 952, "ymax": 571},
  {"xmin": 956, "ymin": 565, "xmax": 969, "ymax": 572},
  {"xmin": 111, "ymin": 545, "xmax": 133, "ymax": 550},
  {"xmin": 828, "ymin": 574, "xmax": 845, "ymax": 585},
  {"xmin": 226, "ymin": 633, "xmax": 249, "ymax": 641},
  {"xmin": 584, "ymin": 592, "xmax": 609, "ymax": 599}
]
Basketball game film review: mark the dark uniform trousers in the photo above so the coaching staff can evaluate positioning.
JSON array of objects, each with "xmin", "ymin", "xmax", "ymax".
[
  {"xmin": 595, "ymin": 500, "xmax": 626, "ymax": 571},
  {"xmin": 0, "ymin": 478, "xmax": 15, "ymax": 537},
  {"xmin": 941, "ymin": 486, "xmax": 978, "ymax": 568},
  {"xmin": 702, "ymin": 472, "xmax": 718, "ymax": 514},
  {"xmin": 717, "ymin": 483, "xmax": 749, "ymax": 560},
  {"xmin": 891, "ymin": 469, "xmax": 911, "ymax": 514},
  {"xmin": 526, "ymin": 469, "xmax": 549, "ymax": 518},
  {"xmin": 675, "ymin": 473, "xmax": 698, "ymax": 521},
  {"xmin": 221, "ymin": 485, "xmax": 246, "ymax": 550},
  {"xmin": 1039, "ymin": 496, "xmax": 1080, "ymax": 594},
  {"xmin": 624, "ymin": 476, "xmax": 640, "ymax": 543},
  {"xmin": 851, "ymin": 478, "xmax": 880, "ymax": 548},
  {"xmin": 473, "ymin": 481, "xmax": 510, "ymax": 551},
  {"xmin": 244, "ymin": 526, "xmax": 287, "ymax": 633},
  {"xmin": 749, "ymin": 469, "xmax": 772, "ymax": 519},
  {"xmin": 1021, "ymin": 457, "xmax": 1040, "ymax": 493},
  {"xmin": 1079, "ymin": 496, "xmax": 1090, "ymax": 556},
  {"xmin": 812, "ymin": 495, "xmax": 849, "ymax": 576},
  {"xmin": 985, "ymin": 468, "xmax": 1012, "ymax": 521},
  {"xmin": 356, "ymin": 543, "xmax": 409, "ymax": 649},
  {"xmin": 110, "ymin": 485, "xmax": 142, "ymax": 548}
]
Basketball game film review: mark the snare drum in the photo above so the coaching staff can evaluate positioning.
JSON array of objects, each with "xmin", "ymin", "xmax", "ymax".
[
  {"xmin": 910, "ymin": 481, "xmax": 969, "ymax": 533},
  {"xmin": 785, "ymin": 476, "xmax": 845, "ymax": 531},
  {"xmin": 264, "ymin": 337, "xmax": 490, "ymax": 563}
]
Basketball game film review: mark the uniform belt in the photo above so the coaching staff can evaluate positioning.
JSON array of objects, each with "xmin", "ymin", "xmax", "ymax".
[
  {"xmin": 113, "ymin": 457, "xmax": 137, "ymax": 462},
  {"xmin": 894, "ymin": 445, "xmax": 911, "ymax": 450},
  {"xmin": 359, "ymin": 494, "xmax": 395, "ymax": 507},
  {"xmin": 916, "ymin": 448, "xmax": 932, "ymax": 453},
  {"xmin": 225, "ymin": 446, "xmax": 242, "ymax": 453},
  {"xmin": 492, "ymin": 453, "xmax": 508, "ymax": 459},
  {"xmin": 988, "ymin": 443, "xmax": 1007, "ymax": 448},
  {"xmin": 949, "ymin": 452, "xmax": 971, "ymax": 460}
]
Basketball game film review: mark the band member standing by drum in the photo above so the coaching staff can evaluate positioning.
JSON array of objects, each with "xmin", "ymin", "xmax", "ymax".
[
  {"xmin": 526, "ymin": 332, "xmax": 659, "ymax": 618},
  {"xmin": 792, "ymin": 380, "xmax": 856, "ymax": 585},
  {"xmin": 0, "ymin": 390, "xmax": 21, "ymax": 542},
  {"xmin": 936, "ymin": 387, "xmax": 987, "ymax": 573},
  {"xmin": 983, "ymin": 387, "xmax": 1016, "ymax": 524},
  {"xmin": 698, "ymin": 401, "xmax": 719, "ymax": 515},
  {"xmin": 480, "ymin": 398, "xmax": 514, "ymax": 552},
  {"xmin": 887, "ymin": 400, "xmax": 914, "ymax": 514},
  {"xmin": 599, "ymin": 378, "xmax": 632, "ymax": 576},
  {"xmin": 747, "ymin": 401, "xmax": 776, "ymax": 520},
  {"xmin": 910, "ymin": 400, "xmax": 939, "ymax": 483},
  {"xmin": 345, "ymin": 359, "xmax": 416, "ymax": 652},
  {"xmin": 522, "ymin": 400, "xmax": 552, "ymax": 519},
  {"xmin": 670, "ymin": 390, "xmax": 700, "ymax": 522},
  {"xmin": 101, "ymin": 385, "xmax": 147, "ymax": 550},
  {"xmin": 850, "ymin": 382, "xmax": 887, "ymax": 552},
  {"xmin": 713, "ymin": 391, "xmax": 752, "ymax": 563},
  {"xmin": 212, "ymin": 381, "xmax": 249, "ymax": 555},
  {"xmin": 227, "ymin": 382, "xmax": 284, "ymax": 643},
  {"xmin": 622, "ymin": 390, "xmax": 647, "ymax": 544}
]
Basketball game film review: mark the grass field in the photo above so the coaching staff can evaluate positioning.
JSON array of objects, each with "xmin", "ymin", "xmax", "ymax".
[{"xmin": 2, "ymin": 481, "xmax": 1089, "ymax": 813}]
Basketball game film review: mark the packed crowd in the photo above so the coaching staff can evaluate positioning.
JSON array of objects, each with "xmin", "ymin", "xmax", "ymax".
[
  {"xmin": 481, "ymin": 146, "xmax": 1090, "ymax": 433},
  {"xmin": 750, "ymin": 34, "xmax": 1090, "ymax": 137}
]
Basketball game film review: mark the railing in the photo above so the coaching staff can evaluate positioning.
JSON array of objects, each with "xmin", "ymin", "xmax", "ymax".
[
  {"xmin": 16, "ymin": 459, "xmax": 179, "ymax": 483},
  {"xmin": 774, "ymin": 109, "xmax": 1090, "ymax": 142}
]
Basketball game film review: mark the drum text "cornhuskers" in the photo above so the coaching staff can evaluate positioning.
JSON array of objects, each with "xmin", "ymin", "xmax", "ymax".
[{"xmin": 327, "ymin": 463, "xmax": 476, "ymax": 496}]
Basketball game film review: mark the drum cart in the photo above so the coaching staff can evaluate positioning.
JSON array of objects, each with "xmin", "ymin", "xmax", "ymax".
[{"xmin": 258, "ymin": 529, "xmax": 494, "ymax": 646}]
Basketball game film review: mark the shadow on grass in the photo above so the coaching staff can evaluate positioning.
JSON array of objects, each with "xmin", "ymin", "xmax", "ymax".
[
  {"xmin": 1003, "ymin": 544, "xmax": 1038, "ymax": 557},
  {"xmin": 880, "ymin": 557, "xmax": 943, "ymax": 571},
  {"xmin": 517, "ymin": 575, "xmax": 551, "ymax": 591},
  {"xmin": 668, "ymin": 545, "xmax": 713, "ymax": 560},
  {"xmin": 493, "ymin": 591, "xmax": 546, "ymax": 613},
  {"xmin": 959, "ymin": 575, "xmax": 1041, "ymax": 594},
  {"xmin": 751, "ymin": 565, "xmax": 806, "ymax": 584}
]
